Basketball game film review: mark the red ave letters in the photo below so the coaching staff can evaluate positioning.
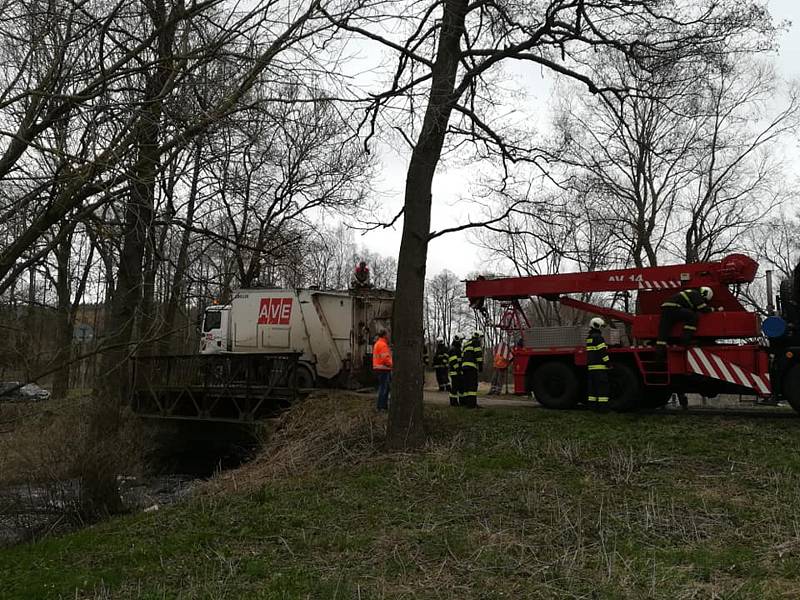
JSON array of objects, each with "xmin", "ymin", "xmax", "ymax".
[{"xmin": 257, "ymin": 298, "xmax": 293, "ymax": 325}]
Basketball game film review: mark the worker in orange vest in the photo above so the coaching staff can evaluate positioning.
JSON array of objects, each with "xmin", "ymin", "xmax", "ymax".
[
  {"xmin": 372, "ymin": 329, "xmax": 393, "ymax": 411},
  {"xmin": 489, "ymin": 346, "xmax": 511, "ymax": 395}
]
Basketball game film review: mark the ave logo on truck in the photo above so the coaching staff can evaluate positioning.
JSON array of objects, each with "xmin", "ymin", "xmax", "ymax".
[{"xmin": 257, "ymin": 298, "xmax": 293, "ymax": 325}]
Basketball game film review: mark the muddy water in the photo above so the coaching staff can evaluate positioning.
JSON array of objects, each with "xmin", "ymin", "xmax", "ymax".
[
  {"xmin": 0, "ymin": 474, "xmax": 197, "ymax": 546},
  {"xmin": 0, "ymin": 422, "xmax": 264, "ymax": 547}
]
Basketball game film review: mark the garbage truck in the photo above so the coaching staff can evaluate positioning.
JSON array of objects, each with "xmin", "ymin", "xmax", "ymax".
[{"xmin": 199, "ymin": 287, "xmax": 394, "ymax": 388}]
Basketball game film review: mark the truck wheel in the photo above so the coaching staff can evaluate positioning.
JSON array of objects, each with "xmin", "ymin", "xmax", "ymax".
[
  {"xmin": 640, "ymin": 387, "xmax": 671, "ymax": 409},
  {"xmin": 531, "ymin": 362, "xmax": 579, "ymax": 409},
  {"xmin": 609, "ymin": 363, "xmax": 641, "ymax": 411},
  {"xmin": 293, "ymin": 364, "xmax": 316, "ymax": 389},
  {"xmin": 784, "ymin": 364, "xmax": 800, "ymax": 412}
]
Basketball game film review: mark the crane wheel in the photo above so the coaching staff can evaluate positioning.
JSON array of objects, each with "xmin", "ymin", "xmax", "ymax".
[
  {"xmin": 784, "ymin": 364, "xmax": 800, "ymax": 413},
  {"xmin": 608, "ymin": 362, "xmax": 641, "ymax": 411},
  {"xmin": 531, "ymin": 361, "xmax": 579, "ymax": 409},
  {"xmin": 640, "ymin": 388, "xmax": 672, "ymax": 409}
]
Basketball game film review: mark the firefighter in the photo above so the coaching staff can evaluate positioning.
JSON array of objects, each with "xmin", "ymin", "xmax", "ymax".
[
  {"xmin": 586, "ymin": 317, "xmax": 611, "ymax": 406},
  {"xmin": 460, "ymin": 331, "xmax": 484, "ymax": 408},
  {"xmin": 432, "ymin": 339, "xmax": 450, "ymax": 392},
  {"xmin": 447, "ymin": 336, "xmax": 462, "ymax": 406},
  {"xmin": 656, "ymin": 286, "xmax": 714, "ymax": 360}
]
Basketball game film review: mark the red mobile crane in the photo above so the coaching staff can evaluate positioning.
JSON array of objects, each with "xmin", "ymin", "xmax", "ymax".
[{"xmin": 466, "ymin": 254, "xmax": 800, "ymax": 411}]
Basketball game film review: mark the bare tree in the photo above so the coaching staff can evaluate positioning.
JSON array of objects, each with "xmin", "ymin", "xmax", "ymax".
[
  {"xmin": 333, "ymin": 0, "xmax": 779, "ymax": 448},
  {"xmin": 550, "ymin": 51, "xmax": 798, "ymax": 268},
  {"xmin": 424, "ymin": 270, "xmax": 467, "ymax": 343},
  {"xmin": 681, "ymin": 61, "xmax": 798, "ymax": 262}
]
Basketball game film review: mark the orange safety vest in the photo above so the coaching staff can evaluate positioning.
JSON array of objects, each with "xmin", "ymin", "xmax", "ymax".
[
  {"xmin": 493, "ymin": 342, "xmax": 512, "ymax": 370},
  {"xmin": 372, "ymin": 337, "xmax": 393, "ymax": 371},
  {"xmin": 494, "ymin": 353, "xmax": 511, "ymax": 370}
]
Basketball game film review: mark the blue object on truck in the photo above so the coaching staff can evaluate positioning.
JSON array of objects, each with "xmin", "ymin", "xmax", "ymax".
[{"xmin": 762, "ymin": 316, "xmax": 787, "ymax": 338}]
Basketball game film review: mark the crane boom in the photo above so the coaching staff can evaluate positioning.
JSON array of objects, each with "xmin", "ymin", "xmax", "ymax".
[{"xmin": 466, "ymin": 254, "xmax": 758, "ymax": 302}]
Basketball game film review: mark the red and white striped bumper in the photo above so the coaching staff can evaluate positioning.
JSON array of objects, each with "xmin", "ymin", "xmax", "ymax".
[{"xmin": 686, "ymin": 347, "xmax": 771, "ymax": 396}]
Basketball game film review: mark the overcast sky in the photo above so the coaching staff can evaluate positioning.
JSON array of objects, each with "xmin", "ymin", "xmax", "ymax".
[{"xmin": 356, "ymin": 0, "xmax": 800, "ymax": 280}]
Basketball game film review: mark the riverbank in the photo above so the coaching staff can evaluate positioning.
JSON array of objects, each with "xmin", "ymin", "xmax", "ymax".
[{"xmin": 4, "ymin": 392, "xmax": 800, "ymax": 598}]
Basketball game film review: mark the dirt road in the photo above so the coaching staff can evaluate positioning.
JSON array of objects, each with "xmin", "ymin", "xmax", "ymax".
[{"xmin": 423, "ymin": 384, "xmax": 533, "ymax": 408}]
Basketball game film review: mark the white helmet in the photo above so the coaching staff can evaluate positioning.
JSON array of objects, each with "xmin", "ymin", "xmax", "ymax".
[
  {"xmin": 473, "ymin": 330, "xmax": 483, "ymax": 338},
  {"xmin": 700, "ymin": 286, "xmax": 714, "ymax": 301},
  {"xmin": 589, "ymin": 317, "xmax": 605, "ymax": 329}
]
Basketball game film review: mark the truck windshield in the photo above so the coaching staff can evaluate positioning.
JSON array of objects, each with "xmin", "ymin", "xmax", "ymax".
[{"xmin": 203, "ymin": 310, "xmax": 222, "ymax": 332}]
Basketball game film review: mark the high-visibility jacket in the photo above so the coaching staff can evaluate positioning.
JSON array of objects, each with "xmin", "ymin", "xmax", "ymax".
[
  {"xmin": 461, "ymin": 337, "xmax": 483, "ymax": 371},
  {"xmin": 661, "ymin": 289, "xmax": 709, "ymax": 312},
  {"xmin": 372, "ymin": 337, "xmax": 392, "ymax": 371},
  {"xmin": 493, "ymin": 342, "xmax": 512, "ymax": 369},
  {"xmin": 433, "ymin": 345, "xmax": 449, "ymax": 369},
  {"xmin": 494, "ymin": 353, "xmax": 511, "ymax": 370},
  {"xmin": 586, "ymin": 328, "xmax": 610, "ymax": 371},
  {"xmin": 447, "ymin": 343, "xmax": 462, "ymax": 376}
]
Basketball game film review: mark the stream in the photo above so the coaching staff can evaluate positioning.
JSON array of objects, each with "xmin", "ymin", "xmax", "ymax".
[{"xmin": 0, "ymin": 421, "xmax": 262, "ymax": 547}]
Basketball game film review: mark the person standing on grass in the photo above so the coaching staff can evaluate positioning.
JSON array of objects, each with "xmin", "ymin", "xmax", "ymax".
[
  {"xmin": 489, "ymin": 345, "xmax": 511, "ymax": 395},
  {"xmin": 432, "ymin": 339, "xmax": 450, "ymax": 392},
  {"xmin": 448, "ymin": 336, "xmax": 463, "ymax": 407},
  {"xmin": 372, "ymin": 329, "xmax": 393, "ymax": 411},
  {"xmin": 460, "ymin": 331, "xmax": 483, "ymax": 408},
  {"xmin": 586, "ymin": 317, "xmax": 611, "ymax": 406}
]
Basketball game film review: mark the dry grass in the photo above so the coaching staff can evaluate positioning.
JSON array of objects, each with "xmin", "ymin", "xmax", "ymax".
[
  {"xmin": 205, "ymin": 391, "xmax": 388, "ymax": 495},
  {"xmin": 6, "ymin": 401, "xmax": 800, "ymax": 598}
]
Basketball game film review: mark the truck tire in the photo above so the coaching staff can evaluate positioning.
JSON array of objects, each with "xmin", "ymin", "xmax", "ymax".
[
  {"xmin": 608, "ymin": 362, "xmax": 641, "ymax": 411},
  {"xmin": 640, "ymin": 387, "xmax": 671, "ymax": 409},
  {"xmin": 531, "ymin": 361, "xmax": 579, "ymax": 409},
  {"xmin": 784, "ymin": 364, "xmax": 800, "ymax": 413},
  {"xmin": 293, "ymin": 364, "xmax": 316, "ymax": 389}
]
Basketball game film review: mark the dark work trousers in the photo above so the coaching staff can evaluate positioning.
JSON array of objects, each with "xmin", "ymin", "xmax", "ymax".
[
  {"xmin": 657, "ymin": 306, "xmax": 698, "ymax": 361},
  {"xmin": 376, "ymin": 371, "xmax": 391, "ymax": 410},
  {"xmin": 435, "ymin": 367, "xmax": 450, "ymax": 391},
  {"xmin": 658, "ymin": 306, "xmax": 698, "ymax": 344},
  {"xmin": 587, "ymin": 369, "xmax": 610, "ymax": 404},
  {"xmin": 461, "ymin": 367, "xmax": 479, "ymax": 408},
  {"xmin": 449, "ymin": 372, "xmax": 461, "ymax": 406}
]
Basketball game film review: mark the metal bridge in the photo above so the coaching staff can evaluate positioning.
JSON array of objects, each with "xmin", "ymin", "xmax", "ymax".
[{"xmin": 130, "ymin": 353, "xmax": 300, "ymax": 423}]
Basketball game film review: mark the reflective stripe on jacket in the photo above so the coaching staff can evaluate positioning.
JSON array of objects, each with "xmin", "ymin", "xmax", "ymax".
[
  {"xmin": 461, "ymin": 338, "xmax": 483, "ymax": 371},
  {"xmin": 447, "ymin": 347, "xmax": 461, "ymax": 375},
  {"xmin": 433, "ymin": 348, "xmax": 449, "ymax": 369},
  {"xmin": 586, "ymin": 328, "xmax": 610, "ymax": 371},
  {"xmin": 661, "ymin": 288, "xmax": 707, "ymax": 311},
  {"xmin": 372, "ymin": 337, "xmax": 393, "ymax": 371}
]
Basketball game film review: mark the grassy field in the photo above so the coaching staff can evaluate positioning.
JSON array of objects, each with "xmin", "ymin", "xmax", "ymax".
[{"xmin": 4, "ymin": 394, "xmax": 800, "ymax": 599}]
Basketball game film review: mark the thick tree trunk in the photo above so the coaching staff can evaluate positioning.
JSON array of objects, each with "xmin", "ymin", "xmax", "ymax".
[
  {"xmin": 386, "ymin": 0, "xmax": 467, "ymax": 451},
  {"xmin": 89, "ymin": 0, "xmax": 177, "ymax": 518}
]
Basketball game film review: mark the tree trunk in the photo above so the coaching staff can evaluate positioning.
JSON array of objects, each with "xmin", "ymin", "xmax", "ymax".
[
  {"xmin": 386, "ymin": 0, "xmax": 467, "ymax": 451},
  {"xmin": 52, "ymin": 233, "xmax": 74, "ymax": 400},
  {"xmin": 89, "ymin": 0, "xmax": 177, "ymax": 517},
  {"xmin": 160, "ymin": 140, "xmax": 201, "ymax": 354}
]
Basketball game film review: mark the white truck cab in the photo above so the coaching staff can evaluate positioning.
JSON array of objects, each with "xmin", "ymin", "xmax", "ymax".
[{"xmin": 200, "ymin": 305, "xmax": 231, "ymax": 354}]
